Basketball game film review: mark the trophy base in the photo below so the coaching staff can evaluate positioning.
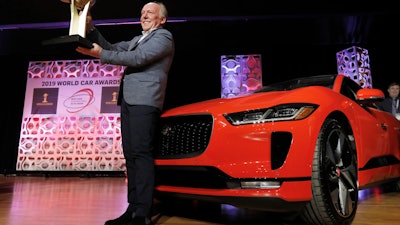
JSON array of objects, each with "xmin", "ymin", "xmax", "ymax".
[{"xmin": 42, "ymin": 34, "xmax": 94, "ymax": 49}]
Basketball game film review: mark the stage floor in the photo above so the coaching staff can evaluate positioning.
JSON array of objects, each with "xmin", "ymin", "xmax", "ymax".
[{"xmin": 1, "ymin": 174, "xmax": 399, "ymax": 225}]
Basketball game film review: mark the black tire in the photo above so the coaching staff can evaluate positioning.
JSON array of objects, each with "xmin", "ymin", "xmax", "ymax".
[{"xmin": 300, "ymin": 118, "xmax": 358, "ymax": 225}]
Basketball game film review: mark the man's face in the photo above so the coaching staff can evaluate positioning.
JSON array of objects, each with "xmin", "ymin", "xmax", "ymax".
[
  {"xmin": 140, "ymin": 3, "xmax": 166, "ymax": 31},
  {"xmin": 388, "ymin": 85, "xmax": 400, "ymax": 98}
]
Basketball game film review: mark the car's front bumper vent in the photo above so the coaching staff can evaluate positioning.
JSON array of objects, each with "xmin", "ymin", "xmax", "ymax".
[
  {"xmin": 271, "ymin": 131, "xmax": 292, "ymax": 170},
  {"xmin": 155, "ymin": 166, "xmax": 233, "ymax": 188}
]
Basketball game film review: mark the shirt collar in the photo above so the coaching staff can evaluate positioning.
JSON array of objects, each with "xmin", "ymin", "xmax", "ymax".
[{"xmin": 142, "ymin": 28, "xmax": 158, "ymax": 36}]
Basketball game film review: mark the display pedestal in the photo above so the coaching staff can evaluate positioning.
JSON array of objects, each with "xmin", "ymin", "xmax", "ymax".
[
  {"xmin": 220, "ymin": 54, "xmax": 262, "ymax": 98},
  {"xmin": 336, "ymin": 46, "xmax": 371, "ymax": 88}
]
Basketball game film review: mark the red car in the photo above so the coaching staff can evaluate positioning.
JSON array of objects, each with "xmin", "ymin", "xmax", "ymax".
[{"xmin": 154, "ymin": 74, "xmax": 400, "ymax": 225}]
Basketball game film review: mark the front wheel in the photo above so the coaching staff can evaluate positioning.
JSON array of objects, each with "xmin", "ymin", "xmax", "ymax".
[{"xmin": 300, "ymin": 118, "xmax": 358, "ymax": 225}]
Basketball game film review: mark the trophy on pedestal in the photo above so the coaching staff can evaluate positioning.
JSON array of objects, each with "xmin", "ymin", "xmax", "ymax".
[{"xmin": 42, "ymin": 0, "xmax": 95, "ymax": 49}]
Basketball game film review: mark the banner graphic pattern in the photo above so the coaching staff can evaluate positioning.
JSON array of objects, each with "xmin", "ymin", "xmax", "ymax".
[{"xmin": 17, "ymin": 59, "xmax": 126, "ymax": 171}]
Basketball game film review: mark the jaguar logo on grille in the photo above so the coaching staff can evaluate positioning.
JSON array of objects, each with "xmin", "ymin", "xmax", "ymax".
[{"xmin": 161, "ymin": 124, "xmax": 174, "ymax": 136}]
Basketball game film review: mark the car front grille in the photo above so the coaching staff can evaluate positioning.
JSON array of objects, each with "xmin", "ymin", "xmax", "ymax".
[{"xmin": 155, "ymin": 114, "xmax": 213, "ymax": 159}]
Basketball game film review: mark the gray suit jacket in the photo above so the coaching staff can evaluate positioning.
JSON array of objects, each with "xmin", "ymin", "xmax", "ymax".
[{"xmin": 87, "ymin": 27, "xmax": 175, "ymax": 111}]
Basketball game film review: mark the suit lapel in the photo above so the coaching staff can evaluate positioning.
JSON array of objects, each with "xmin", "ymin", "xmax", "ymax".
[
  {"xmin": 128, "ymin": 36, "xmax": 141, "ymax": 50},
  {"xmin": 128, "ymin": 28, "xmax": 160, "ymax": 50}
]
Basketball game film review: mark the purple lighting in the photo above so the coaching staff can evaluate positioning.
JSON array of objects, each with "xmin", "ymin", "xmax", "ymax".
[{"xmin": 0, "ymin": 18, "xmax": 187, "ymax": 30}]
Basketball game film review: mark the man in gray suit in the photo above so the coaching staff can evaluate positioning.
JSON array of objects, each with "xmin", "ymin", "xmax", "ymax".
[{"xmin": 76, "ymin": 2, "xmax": 174, "ymax": 225}]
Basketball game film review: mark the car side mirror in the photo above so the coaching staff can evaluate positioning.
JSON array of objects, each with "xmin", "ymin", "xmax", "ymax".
[{"xmin": 356, "ymin": 88, "xmax": 385, "ymax": 104}]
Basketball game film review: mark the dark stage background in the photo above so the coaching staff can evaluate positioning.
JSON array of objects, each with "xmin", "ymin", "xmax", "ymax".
[{"xmin": 1, "ymin": 0, "xmax": 399, "ymax": 173}]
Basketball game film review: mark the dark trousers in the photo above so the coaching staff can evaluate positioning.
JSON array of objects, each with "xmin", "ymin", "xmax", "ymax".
[{"xmin": 120, "ymin": 99, "xmax": 160, "ymax": 217}]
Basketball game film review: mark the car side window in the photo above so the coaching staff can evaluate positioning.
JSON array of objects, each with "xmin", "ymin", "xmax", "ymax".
[{"xmin": 340, "ymin": 77, "xmax": 361, "ymax": 101}]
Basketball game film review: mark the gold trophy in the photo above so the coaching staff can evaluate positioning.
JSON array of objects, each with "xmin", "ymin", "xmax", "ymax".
[{"xmin": 42, "ymin": 0, "xmax": 95, "ymax": 49}]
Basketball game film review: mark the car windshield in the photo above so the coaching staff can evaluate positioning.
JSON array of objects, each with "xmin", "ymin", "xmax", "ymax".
[{"xmin": 255, "ymin": 74, "xmax": 337, "ymax": 93}]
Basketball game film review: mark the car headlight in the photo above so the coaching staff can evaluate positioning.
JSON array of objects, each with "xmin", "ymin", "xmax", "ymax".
[{"xmin": 224, "ymin": 103, "xmax": 318, "ymax": 125}]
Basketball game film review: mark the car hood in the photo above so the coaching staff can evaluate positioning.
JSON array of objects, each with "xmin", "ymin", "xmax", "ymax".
[{"xmin": 163, "ymin": 86, "xmax": 334, "ymax": 117}]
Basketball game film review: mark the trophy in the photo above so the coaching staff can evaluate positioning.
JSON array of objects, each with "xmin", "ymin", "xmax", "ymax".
[{"xmin": 42, "ymin": 0, "xmax": 95, "ymax": 49}]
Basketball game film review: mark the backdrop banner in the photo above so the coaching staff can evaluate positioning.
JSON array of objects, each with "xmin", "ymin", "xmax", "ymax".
[{"xmin": 17, "ymin": 59, "xmax": 126, "ymax": 171}]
